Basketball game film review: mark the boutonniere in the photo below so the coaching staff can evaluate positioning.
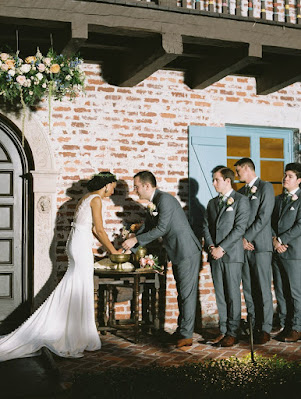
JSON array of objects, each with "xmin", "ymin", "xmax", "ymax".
[
  {"xmin": 250, "ymin": 186, "xmax": 257, "ymax": 194},
  {"xmin": 226, "ymin": 197, "xmax": 234, "ymax": 206},
  {"xmin": 147, "ymin": 202, "xmax": 158, "ymax": 216},
  {"xmin": 292, "ymin": 194, "xmax": 298, "ymax": 202}
]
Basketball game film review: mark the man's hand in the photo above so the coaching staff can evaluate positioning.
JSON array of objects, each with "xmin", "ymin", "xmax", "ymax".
[
  {"xmin": 273, "ymin": 237, "xmax": 288, "ymax": 253},
  {"xmin": 122, "ymin": 236, "xmax": 138, "ymax": 251},
  {"xmin": 243, "ymin": 238, "xmax": 255, "ymax": 251},
  {"xmin": 210, "ymin": 246, "xmax": 225, "ymax": 260}
]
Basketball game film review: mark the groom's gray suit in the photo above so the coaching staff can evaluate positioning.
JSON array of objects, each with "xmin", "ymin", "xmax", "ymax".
[
  {"xmin": 136, "ymin": 189, "xmax": 202, "ymax": 338},
  {"xmin": 272, "ymin": 188, "xmax": 301, "ymax": 332},
  {"xmin": 203, "ymin": 190, "xmax": 249, "ymax": 337},
  {"xmin": 238, "ymin": 179, "xmax": 274, "ymax": 334}
]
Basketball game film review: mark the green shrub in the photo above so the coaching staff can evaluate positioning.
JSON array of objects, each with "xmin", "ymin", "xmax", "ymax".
[{"xmin": 70, "ymin": 355, "xmax": 301, "ymax": 399}]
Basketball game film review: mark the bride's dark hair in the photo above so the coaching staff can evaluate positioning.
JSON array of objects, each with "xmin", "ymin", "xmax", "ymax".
[{"xmin": 87, "ymin": 172, "xmax": 117, "ymax": 192}]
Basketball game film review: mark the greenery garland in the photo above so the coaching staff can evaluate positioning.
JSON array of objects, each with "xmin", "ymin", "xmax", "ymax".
[{"xmin": 0, "ymin": 48, "xmax": 85, "ymax": 145}]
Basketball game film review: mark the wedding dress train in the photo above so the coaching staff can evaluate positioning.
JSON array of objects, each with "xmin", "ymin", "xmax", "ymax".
[{"xmin": 0, "ymin": 194, "xmax": 101, "ymax": 362}]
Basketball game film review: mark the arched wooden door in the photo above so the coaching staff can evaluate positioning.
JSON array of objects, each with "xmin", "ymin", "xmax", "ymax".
[{"xmin": 0, "ymin": 120, "xmax": 32, "ymax": 328}]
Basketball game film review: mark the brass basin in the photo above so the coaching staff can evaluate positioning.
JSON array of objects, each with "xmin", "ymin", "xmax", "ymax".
[{"xmin": 109, "ymin": 253, "xmax": 131, "ymax": 265}]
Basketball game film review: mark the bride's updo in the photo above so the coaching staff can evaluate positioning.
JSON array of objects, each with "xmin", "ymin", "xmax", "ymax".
[{"xmin": 87, "ymin": 172, "xmax": 117, "ymax": 192}]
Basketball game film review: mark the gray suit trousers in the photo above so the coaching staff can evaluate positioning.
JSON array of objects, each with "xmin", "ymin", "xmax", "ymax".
[
  {"xmin": 242, "ymin": 251, "xmax": 273, "ymax": 333},
  {"xmin": 273, "ymin": 256, "xmax": 301, "ymax": 332},
  {"xmin": 172, "ymin": 252, "xmax": 201, "ymax": 338},
  {"xmin": 211, "ymin": 259, "xmax": 243, "ymax": 337}
]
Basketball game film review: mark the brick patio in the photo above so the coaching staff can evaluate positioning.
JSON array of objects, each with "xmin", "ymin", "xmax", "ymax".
[{"xmin": 54, "ymin": 328, "xmax": 301, "ymax": 385}]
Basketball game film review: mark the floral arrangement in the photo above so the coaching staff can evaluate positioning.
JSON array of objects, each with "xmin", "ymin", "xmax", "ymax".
[
  {"xmin": 139, "ymin": 254, "xmax": 163, "ymax": 272},
  {"xmin": 0, "ymin": 48, "xmax": 85, "ymax": 144}
]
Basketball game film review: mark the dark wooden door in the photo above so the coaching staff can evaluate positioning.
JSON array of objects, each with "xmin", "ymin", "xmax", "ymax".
[{"xmin": 0, "ymin": 126, "xmax": 24, "ymax": 321}]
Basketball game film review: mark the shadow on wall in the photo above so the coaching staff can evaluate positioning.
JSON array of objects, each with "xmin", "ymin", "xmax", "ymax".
[{"xmin": 178, "ymin": 177, "xmax": 205, "ymax": 333}]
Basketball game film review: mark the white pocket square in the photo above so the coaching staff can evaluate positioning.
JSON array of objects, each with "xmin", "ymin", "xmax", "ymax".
[
  {"xmin": 251, "ymin": 196, "xmax": 257, "ymax": 200},
  {"xmin": 152, "ymin": 211, "xmax": 158, "ymax": 216},
  {"xmin": 290, "ymin": 207, "xmax": 295, "ymax": 211},
  {"xmin": 226, "ymin": 207, "xmax": 234, "ymax": 211}
]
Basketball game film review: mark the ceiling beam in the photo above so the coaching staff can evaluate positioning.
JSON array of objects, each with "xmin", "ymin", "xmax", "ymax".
[
  {"xmin": 185, "ymin": 43, "xmax": 262, "ymax": 90},
  {"xmin": 256, "ymin": 58, "xmax": 301, "ymax": 94},
  {"xmin": 103, "ymin": 33, "xmax": 183, "ymax": 87},
  {"xmin": 61, "ymin": 19, "xmax": 88, "ymax": 56}
]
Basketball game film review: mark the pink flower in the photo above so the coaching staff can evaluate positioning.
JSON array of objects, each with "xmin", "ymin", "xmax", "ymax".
[
  {"xmin": 292, "ymin": 194, "xmax": 298, "ymax": 201},
  {"xmin": 250, "ymin": 186, "xmax": 257, "ymax": 194},
  {"xmin": 1, "ymin": 63, "xmax": 9, "ymax": 71},
  {"xmin": 38, "ymin": 63, "xmax": 46, "ymax": 72},
  {"xmin": 0, "ymin": 53, "xmax": 9, "ymax": 61},
  {"xmin": 147, "ymin": 258, "xmax": 155, "ymax": 267},
  {"xmin": 16, "ymin": 75, "xmax": 26, "ymax": 86},
  {"xmin": 139, "ymin": 257, "xmax": 147, "ymax": 267}
]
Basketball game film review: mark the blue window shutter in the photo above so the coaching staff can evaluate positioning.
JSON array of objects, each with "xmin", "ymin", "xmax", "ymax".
[{"xmin": 189, "ymin": 126, "xmax": 227, "ymax": 212}]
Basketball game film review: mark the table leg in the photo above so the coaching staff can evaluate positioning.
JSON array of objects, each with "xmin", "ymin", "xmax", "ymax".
[
  {"xmin": 154, "ymin": 273, "xmax": 160, "ymax": 330},
  {"xmin": 134, "ymin": 274, "xmax": 140, "ymax": 343}
]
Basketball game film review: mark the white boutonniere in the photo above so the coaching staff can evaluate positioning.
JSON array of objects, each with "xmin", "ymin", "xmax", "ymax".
[
  {"xmin": 250, "ymin": 186, "xmax": 257, "ymax": 194},
  {"xmin": 292, "ymin": 194, "xmax": 298, "ymax": 201},
  {"xmin": 147, "ymin": 202, "xmax": 158, "ymax": 216},
  {"xmin": 227, "ymin": 197, "xmax": 234, "ymax": 206}
]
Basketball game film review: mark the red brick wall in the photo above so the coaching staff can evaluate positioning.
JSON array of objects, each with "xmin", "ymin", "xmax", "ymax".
[{"xmin": 33, "ymin": 64, "xmax": 301, "ymax": 330}]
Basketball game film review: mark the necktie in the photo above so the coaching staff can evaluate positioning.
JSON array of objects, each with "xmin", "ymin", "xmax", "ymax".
[
  {"xmin": 282, "ymin": 192, "xmax": 291, "ymax": 206},
  {"xmin": 245, "ymin": 184, "xmax": 251, "ymax": 196},
  {"xmin": 218, "ymin": 195, "xmax": 225, "ymax": 210}
]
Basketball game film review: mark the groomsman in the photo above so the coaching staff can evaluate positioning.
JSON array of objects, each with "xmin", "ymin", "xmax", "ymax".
[
  {"xmin": 122, "ymin": 171, "xmax": 202, "ymax": 348},
  {"xmin": 203, "ymin": 166, "xmax": 249, "ymax": 347},
  {"xmin": 272, "ymin": 162, "xmax": 301, "ymax": 342},
  {"xmin": 234, "ymin": 158, "xmax": 274, "ymax": 344}
]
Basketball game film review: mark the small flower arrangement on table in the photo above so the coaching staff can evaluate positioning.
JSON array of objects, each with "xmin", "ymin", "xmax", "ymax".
[{"xmin": 138, "ymin": 254, "xmax": 164, "ymax": 274}]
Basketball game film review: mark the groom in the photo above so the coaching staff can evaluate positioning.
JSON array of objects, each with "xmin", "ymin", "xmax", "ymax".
[{"xmin": 122, "ymin": 171, "xmax": 202, "ymax": 348}]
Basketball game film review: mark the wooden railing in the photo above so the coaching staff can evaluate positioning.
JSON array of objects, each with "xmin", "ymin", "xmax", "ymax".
[{"xmin": 137, "ymin": 0, "xmax": 301, "ymax": 25}]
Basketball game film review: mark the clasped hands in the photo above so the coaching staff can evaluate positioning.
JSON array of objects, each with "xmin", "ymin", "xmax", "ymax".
[
  {"xmin": 272, "ymin": 237, "xmax": 288, "ymax": 254},
  {"xmin": 209, "ymin": 246, "xmax": 225, "ymax": 260}
]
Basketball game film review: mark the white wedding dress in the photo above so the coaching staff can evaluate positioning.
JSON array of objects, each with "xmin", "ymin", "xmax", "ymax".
[{"xmin": 0, "ymin": 194, "xmax": 101, "ymax": 362}]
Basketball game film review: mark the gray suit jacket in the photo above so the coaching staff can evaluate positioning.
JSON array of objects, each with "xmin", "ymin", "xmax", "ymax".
[
  {"xmin": 238, "ymin": 179, "xmax": 274, "ymax": 252},
  {"xmin": 272, "ymin": 188, "xmax": 301, "ymax": 260},
  {"xmin": 136, "ymin": 189, "xmax": 202, "ymax": 265},
  {"xmin": 203, "ymin": 190, "xmax": 250, "ymax": 263}
]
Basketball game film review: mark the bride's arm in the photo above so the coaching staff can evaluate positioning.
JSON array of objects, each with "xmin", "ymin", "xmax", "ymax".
[{"xmin": 91, "ymin": 197, "xmax": 118, "ymax": 254}]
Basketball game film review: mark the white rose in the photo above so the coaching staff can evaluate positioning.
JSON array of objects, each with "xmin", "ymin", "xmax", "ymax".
[
  {"xmin": 66, "ymin": 74, "xmax": 72, "ymax": 81},
  {"xmin": 38, "ymin": 63, "xmax": 45, "ymax": 72},
  {"xmin": 36, "ymin": 72, "xmax": 43, "ymax": 81},
  {"xmin": 42, "ymin": 83, "xmax": 47, "ymax": 88},
  {"xmin": 20, "ymin": 64, "xmax": 31, "ymax": 73},
  {"xmin": 8, "ymin": 69, "xmax": 15, "ymax": 76},
  {"xmin": 43, "ymin": 57, "xmax": 51, "ymax": 67},
  {"xmin": 0, "ymin": 53, "xmax": 9, "ymax": 61},
  {"xmin": 1, "ymin": 64, "xmax": 9, "ymax": 71}
]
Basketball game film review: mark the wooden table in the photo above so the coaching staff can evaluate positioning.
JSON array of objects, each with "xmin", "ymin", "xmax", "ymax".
[{"xmin": 94, "ymin": 268, "xmax": 161, "ymax": 342}]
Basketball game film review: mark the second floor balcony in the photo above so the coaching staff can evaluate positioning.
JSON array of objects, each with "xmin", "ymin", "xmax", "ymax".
[{"xmin": 0, "ymin": 0, "xmax": 301, "ymax": 94}]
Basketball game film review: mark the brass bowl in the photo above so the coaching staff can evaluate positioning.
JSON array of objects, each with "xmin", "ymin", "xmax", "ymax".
[
  {"xmin": 109, "ymin": 253, "xmax": 131, "ymax": 265},
  {"xmin": 133, "ymin": 247, "xmax": 147, "ymax": 263}
]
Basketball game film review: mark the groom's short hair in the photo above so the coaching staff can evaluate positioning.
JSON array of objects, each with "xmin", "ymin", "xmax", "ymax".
[
  {"xmin": 218, "ymin": 167, "xmax": 235, "ymax": 186},
  {"xmin": 234, "ymin": 158, "xmax": 255, "ymax": 171},
  {"xmin": 134, "ymin": 171, "xmax": 157, "ymax": 187}
]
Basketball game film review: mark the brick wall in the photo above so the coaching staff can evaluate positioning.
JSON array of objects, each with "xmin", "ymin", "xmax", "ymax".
[{"xmin": 31, "ymin": 64, "xmax": 301, "ymax": 330}]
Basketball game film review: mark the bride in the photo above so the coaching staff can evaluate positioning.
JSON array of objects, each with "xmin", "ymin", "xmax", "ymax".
[{"xmin": 0, "ymin": 171, "xmax": 120, "ymax": 362}]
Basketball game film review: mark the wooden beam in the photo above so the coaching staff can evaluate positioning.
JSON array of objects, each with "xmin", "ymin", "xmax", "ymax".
[
  {"xmin": 103, "ymin": 33, "xmax": 183, "ymax": 87},
  {"xmin": 61, "ymin": 19, "xmax": 88, "ymax": 56},
  {"xmin": 185, "ymin": 43, "xmax": 262, "ymax": 90},
  {"xmin": 256, "ymin": 58, "xmax": 301, "ymax": 94}
]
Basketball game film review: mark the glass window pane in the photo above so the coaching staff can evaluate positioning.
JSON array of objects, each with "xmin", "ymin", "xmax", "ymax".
[
  {"xmin": 227, "ymin": 136, "xmax": 250, "ymax": 157},
  {"xmin": 260, "ymin": 138, "xmax": 283, "ymax": 159},
  {"xmin": 260, "ymin": 160, "xmax": 284, "ymax": 184}
]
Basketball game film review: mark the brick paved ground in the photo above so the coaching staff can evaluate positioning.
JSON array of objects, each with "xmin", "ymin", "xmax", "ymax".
[{"xmin": 54, "ymin": 328, "xmax": 301, "ymax": 385}]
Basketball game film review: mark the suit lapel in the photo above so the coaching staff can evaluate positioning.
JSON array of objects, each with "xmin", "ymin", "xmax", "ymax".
[
  {"xmin": 216, "ymin": 190, "xmax": 234, "ymax": 225},
  {"xmin": 279, "ymin": 188, "xmax": 301, "ymax": 219}
]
